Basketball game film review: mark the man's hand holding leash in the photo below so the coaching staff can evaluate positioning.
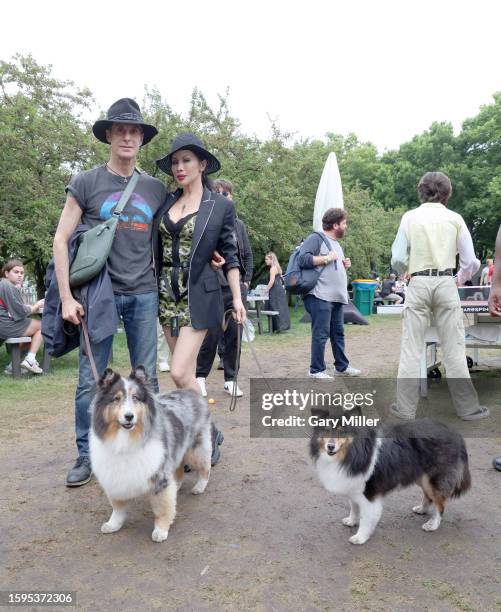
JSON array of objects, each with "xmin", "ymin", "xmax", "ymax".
[
  {"xmin": 62, "ymin": 296, "xmax": 85, "ymax": 325},
  {"xmin": 232, "ymin": 298, "xmax": 246, "ymax": 324}
]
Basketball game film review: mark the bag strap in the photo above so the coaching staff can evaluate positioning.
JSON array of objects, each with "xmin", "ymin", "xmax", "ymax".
[
  {"xmin": 314, "ymin": 231, "xmax": 331, "ymax": 251},
  {"xmin": 314, "ymin": 231, "xmax": 338, "ymax": 270},
  {"xmin": 112, "ymin": 169, "xmax": 140, "ymax": 217}
]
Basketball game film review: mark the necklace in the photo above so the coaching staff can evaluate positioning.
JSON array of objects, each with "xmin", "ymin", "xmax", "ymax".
[{"xmin": 106, "ymin": 163, "xmax": 134, "ymax": 183}]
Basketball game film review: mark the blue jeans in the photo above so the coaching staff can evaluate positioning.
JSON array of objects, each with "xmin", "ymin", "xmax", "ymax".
[
  {"xmin": 75, "ymin": 291, "xmax": 159, "ymax": 456},
  {"xmin": 304, "ymin": 295, "xmax": 349, "ymax": 374}
]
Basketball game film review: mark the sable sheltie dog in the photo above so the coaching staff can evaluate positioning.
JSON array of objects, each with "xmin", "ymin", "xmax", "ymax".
[
  {"xmin": 89, "ymin": 366, "xmax": 211, "ymax": 543},
  {"xmin": 310, "ymin": 417, "xmax": 471, "ymax": 545}
]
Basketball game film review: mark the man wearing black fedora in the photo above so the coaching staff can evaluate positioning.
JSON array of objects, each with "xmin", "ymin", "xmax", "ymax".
[{"xmin": 53, "ymin": 98, "xmax": 166, "ymax": 487}]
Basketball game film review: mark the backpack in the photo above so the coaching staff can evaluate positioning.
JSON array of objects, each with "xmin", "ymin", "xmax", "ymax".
[{"xmin": 283, "ymin": 232, "xmax": 332, "ymax": 295}]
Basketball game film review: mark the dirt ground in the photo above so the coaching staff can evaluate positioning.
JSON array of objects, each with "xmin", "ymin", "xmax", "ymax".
[{"xmin": 1, "ymin": 316, "xmax": 500, "ymax": 611}]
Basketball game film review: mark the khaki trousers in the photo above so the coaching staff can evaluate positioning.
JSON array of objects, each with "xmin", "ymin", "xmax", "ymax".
[{"xmin": 396, "ymin": 276, "xmax": 479, "ymax": 418}]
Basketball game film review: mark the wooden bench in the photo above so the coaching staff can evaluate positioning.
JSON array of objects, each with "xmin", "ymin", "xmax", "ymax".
[
  {"xmin": 373, "ymin": 296, "xmax": 401, "ymax": 312},
  {"xmin": 260, "ymin": 310, "xmax": 280, "ymax": 334},
  {"xmin": 247, "ymin": 308, "xmax": 279, "ymax": 333},
  {"xmin": 2, "ymin": 337, "xmax": 51, "ymax": 378}
]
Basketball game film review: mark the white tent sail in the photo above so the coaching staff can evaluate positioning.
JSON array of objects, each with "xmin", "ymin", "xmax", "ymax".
[{"xmin": 313, "ymin": 152, "xmax": 344, "ymax": 231}]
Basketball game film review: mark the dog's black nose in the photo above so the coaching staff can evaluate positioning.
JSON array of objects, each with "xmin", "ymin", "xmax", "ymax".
[
  {"xmin": 327, "ymin": 443, "xmax": 336, "ymax": 454},
  {"xmin": 124, "ymin": 413, "xmax": 134, "ymax": 422}
]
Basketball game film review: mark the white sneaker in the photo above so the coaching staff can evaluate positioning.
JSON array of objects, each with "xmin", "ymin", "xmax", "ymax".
[
  {"xmin": 337, "ymin": 366, "xmax": 361, "ymax": 376},
  {"xmin": 196, "ymin": 377, "xmax": 207, "ymax": 397},
  {"xmin": 21, "ymin": 358, "xmax": 43, "ymax": 374},
  {"xmin": 158, "ymin": 360, "xmax": 170, "ymax": 372},
  {"xmin": 224, "ymin": 381, "xmax": 243, "ymax": 397},
  {"xmin": 4, "ymin": 362, "xmax": 28, "ymax": 376},
  {"xmin": 308, "ymin": 371, "xmax": 334, "ymax": 379}
]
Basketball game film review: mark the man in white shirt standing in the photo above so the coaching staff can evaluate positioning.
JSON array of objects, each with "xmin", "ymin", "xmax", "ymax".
[{"xmin": 391, "ymin": 171, "xmax": 489, "ymax": 420}]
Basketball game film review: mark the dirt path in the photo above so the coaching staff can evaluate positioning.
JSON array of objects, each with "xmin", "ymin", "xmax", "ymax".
[{"xmin": 1, "ymin": 317, "xmax": 500, "ymax": 611}]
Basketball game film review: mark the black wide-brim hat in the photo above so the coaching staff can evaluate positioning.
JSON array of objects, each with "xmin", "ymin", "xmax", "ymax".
[
  {"xmin": 156, "ymin": 133, "xmax": 221, "ymax": 176},
  {"xmin": 92, "ymin": 98, "xmax": 158, "ymax": 146}
]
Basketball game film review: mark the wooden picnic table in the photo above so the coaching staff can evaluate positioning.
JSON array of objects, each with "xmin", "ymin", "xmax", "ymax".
[{"xmin": 246, "ymin": 294, "xmax": 280, "ymax": 335}]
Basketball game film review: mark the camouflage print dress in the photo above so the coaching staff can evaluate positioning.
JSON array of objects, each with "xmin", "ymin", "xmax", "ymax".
[{"xmin": 158, "ymin": 212, "xmax": 198, "ymax": 328}]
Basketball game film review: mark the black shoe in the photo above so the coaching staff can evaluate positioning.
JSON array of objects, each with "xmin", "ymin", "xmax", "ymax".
[
  {"xmin": 217, "ymin": 359, "xmax": 224, "ymax": 371},
  {"xmin": 211, "ymin": 424, "xmax": 224, "ymax": 466},
  {"xmin": 493, "ymin": 456, "xmax": 501, "ymax": 472},
  {"xmin": 66, "ymin": 456, "xmax": 92, "ymax": 487}
]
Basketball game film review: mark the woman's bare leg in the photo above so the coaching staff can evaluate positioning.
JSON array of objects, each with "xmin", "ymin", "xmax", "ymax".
[
  {"xmin": 23, "ymin": 320, "xmax": 43, "ymax": 355},
  {"xmin": 164, "ymin": 326, "xmax": 207, "ymax": 393}
]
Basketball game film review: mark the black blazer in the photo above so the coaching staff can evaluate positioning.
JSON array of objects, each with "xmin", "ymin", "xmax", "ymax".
[{"xmin": 153, "ymin": 187, "xmax": 240, "ymax": 329}]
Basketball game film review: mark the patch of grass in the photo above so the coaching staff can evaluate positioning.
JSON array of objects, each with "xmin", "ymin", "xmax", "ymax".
[
  {"xmin": 249, "ymin": 306, "xmax": 401, "ymax": 349},
  {"xmin": 421, "ymin": 579, "xmax": 476, "ymax": 611}
]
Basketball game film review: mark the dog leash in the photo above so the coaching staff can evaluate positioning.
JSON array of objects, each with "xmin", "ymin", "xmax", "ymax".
[
  {"xmin": 222, "ymin": 308, "xmax": 273, "ymax": 412},
  {"xmin": 79, "ymin": 315, "xmax": 99, "ymax": 384},
  {"xmin": 222, "ymin": 309, "xmax": 240, "ymax": 412}
]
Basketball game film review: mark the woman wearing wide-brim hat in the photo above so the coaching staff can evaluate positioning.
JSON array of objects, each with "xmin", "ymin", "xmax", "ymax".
[{"xmin": 153, "ymin": 132, "xmax": 246, "ymax": 399}]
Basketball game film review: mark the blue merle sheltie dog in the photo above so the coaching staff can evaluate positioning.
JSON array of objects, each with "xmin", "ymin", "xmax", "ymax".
[
  {"xmin": 89, "ymin": 366, "xmax": 211, "ymax": 543},
  {"xmin": 310, "ymin": 417, "xmax": 471, "ymax": 545}
]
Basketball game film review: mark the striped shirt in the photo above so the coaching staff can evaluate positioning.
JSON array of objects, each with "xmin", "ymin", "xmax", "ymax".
[{"xmin": 391, "ymin": 202, "xmax": 480, "ymax": 284}]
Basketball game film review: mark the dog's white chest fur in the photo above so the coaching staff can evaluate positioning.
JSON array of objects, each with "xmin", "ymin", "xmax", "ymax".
[
  {"xmin": 315, "ymin": 455, "xmax": 366, "ymax": 497},
  {"xmin": 90, "ymin": 431, "xmax": 164, "ymax": 500}
]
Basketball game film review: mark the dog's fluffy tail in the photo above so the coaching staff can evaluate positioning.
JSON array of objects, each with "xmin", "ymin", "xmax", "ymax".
[{"xmin": 452, "ymin": 445, "xmax": 471, "ymax": 498}]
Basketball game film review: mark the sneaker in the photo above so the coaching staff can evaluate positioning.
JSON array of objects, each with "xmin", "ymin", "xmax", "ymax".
[
  {"xmin": 211, "ymin": 424, "xmax": 224, "ymax": 466},
  {"xmin": 20, "ymin": 358, "xmax": 43, "ymax": 374},
  {"xmin": 389, "ymin": 403, "xmax": 415, "ymax": 420},
  {"xmin": 4, "ymin": 363, "xmax": 28, "ymax": 376},
  {"xmin": 337, "ymin": 366, "xmax": 361, "ymax": 376},
  {"xmin": 158, "ymin": 360, "xmax": 170, "ymax": 372},
  {"xmin": 66, "ymin": 456, "xmax": 92, "ymax": 487},
  {"xmin": 197, "ymin": 377, "xmax": 208, "ymax": 397},
  {"xmin": 460, "ymin": 406, "xmax": 490, "ymax": 421},
  {"xmin": 308, "ymin": 371, "xmax": 334, "ymax": 379},
  {"xmin": 224, "ymin": 381, "xmax": 243, "ymax": 397}
]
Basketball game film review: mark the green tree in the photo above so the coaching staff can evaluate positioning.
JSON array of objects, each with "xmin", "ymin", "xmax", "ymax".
[
  {"xmin": 340, "ymin": 188, "xmax": 404, "ymax": 279},
  {"xmin": 456, "ymin": 91, "xmax": 501, "ymax": 257},
  {"xmin": 0, "ymin": 54, "xmax": 92, "ymax": 295}
]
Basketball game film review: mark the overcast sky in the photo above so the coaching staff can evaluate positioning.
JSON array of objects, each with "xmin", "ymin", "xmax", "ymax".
[{"xmin": 2, "ymin": 0, "xmax": 500, "ymax": 152}]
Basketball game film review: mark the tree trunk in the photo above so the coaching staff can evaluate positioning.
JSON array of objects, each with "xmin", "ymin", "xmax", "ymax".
[{"xmin": 34, "ymin": 257, "xmax": 48, "ymax": 298}]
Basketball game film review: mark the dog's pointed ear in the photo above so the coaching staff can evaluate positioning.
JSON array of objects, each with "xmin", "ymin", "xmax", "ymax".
[
  {"xmin": 98, "ymin": 368, "xmax": 119, "ymax": 389},
  {"xmin": 130, "ymin": 365, "xmax": 148, "ymax": 385}
]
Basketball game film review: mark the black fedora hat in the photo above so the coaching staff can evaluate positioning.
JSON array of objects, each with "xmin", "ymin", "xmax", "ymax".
[
  {"xmin": 156, "ymin": 133, "xmax": 221, "ymax": 176},
  {"xmin": 92, "ymin": 98, "xmax": 158, "ymax": 146}
]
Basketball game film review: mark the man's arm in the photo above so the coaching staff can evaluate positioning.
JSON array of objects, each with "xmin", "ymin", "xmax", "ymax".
[
  {"xmin": 53, "ymin": 195, "xmax": 85, "ymax": 324},
  {"xmin": 488, "ymin": 226, "xmax": 501, "ymax": 316},
  {"xmin": 391, "ymin": 216, "xmax": 409, "ymax": 274},
  {"xmin": 457, "ymin": 219, "xmax": 480, "ymax": 285},
  {"xmin": 298, "ymin": 234, "xmax": 337, "ymax": 269}
]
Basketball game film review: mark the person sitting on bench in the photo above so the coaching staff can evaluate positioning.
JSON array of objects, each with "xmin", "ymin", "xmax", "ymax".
[
  {"xmin": 380, "ymin": 273, "xmax": 403, "ymax": 304},
  {"xmin": 0, "ymin": 259, "xmax": 45, "ymax": 374}
]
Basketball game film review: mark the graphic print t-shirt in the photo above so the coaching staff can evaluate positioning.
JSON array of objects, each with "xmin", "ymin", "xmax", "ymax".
[{"xmin": 66, "ymin": 166, "xmax": 166, "ymax": 294}]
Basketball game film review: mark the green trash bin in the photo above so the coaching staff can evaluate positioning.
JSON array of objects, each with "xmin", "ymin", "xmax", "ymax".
[{"xmin": 352, "ymin": 280, "xmax": 378, "ymax": 316}]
